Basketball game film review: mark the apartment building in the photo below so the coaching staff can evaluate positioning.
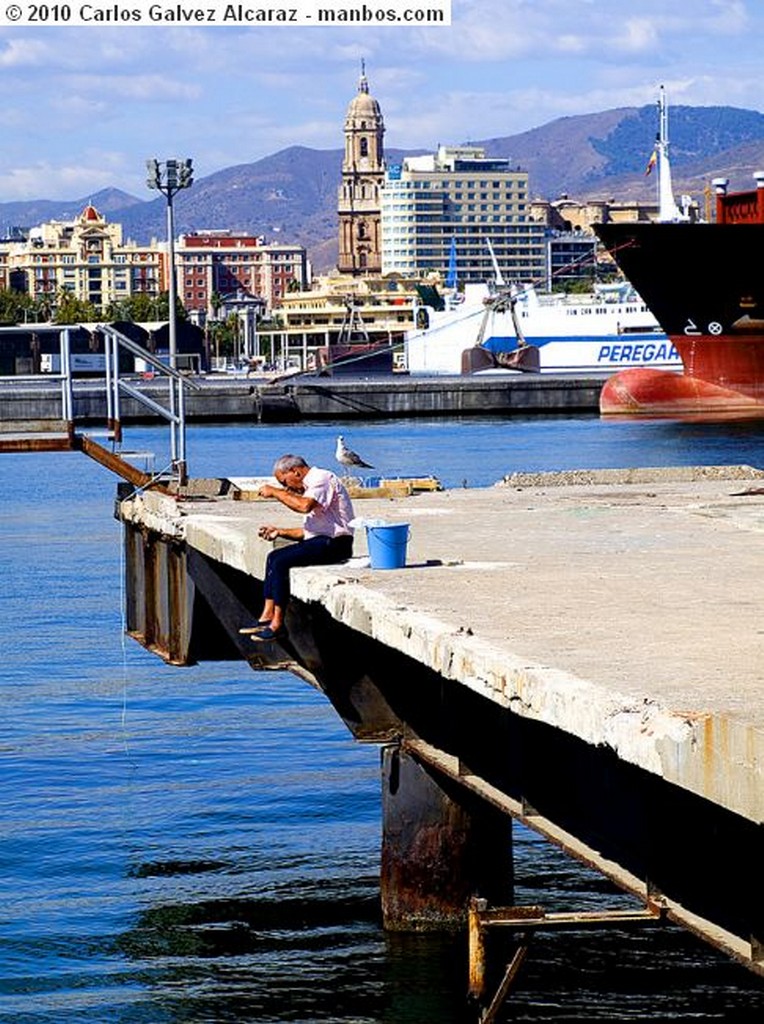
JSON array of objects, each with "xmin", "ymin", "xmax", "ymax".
[
  {"xmin": 380, "ymin": 146, "xmax": 547, "ymax": 285},
  {"xmin": 6, "ymin": 204, "xmax": 162, "ymax": 310},
  {"xmin": 176, "ymin": 230, "xmax": 308, "ymax": 317}
]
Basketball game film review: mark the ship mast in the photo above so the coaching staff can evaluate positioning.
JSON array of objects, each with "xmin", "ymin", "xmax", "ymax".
[{"xmin": 656, "ymin": 85, "xmax": 683, "ymax": 222}]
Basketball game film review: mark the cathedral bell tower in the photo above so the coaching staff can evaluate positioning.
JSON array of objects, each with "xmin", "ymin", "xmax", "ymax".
[{"xmin": 337, "ymin": 63, "xmax": 385, "ymax": 276}]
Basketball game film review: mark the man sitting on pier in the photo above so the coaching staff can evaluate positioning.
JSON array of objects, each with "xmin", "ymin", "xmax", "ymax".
[{"xmin": 240, "ymin": 454, "xmax": 355, "ymax": 642}]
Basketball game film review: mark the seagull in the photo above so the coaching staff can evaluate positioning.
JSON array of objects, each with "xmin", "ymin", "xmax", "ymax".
[{"xmin": 335, "ymin": 435, "xmax": 373, "ymax": 469}]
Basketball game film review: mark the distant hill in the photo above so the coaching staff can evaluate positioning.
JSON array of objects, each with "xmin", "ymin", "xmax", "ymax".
[
  {"xmin": 4, "ymin": 105, "xmax": 764, "ymax": 271},
  {"xmin": 0, "ymin": 188, "xmax": 144, "ymax": 235},
  {"xmin": 482, "ymin": 104, "xmax": 764, "ymax": 200}
]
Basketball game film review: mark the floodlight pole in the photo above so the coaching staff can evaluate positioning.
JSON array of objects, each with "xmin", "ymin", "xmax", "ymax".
[
  {"xmin": 145, "ymin": 158, "xmax": 194, "ymax": 481},
  {"xmin": 166, "ymin": 187, "xmax": 178, "ymax": 369}
]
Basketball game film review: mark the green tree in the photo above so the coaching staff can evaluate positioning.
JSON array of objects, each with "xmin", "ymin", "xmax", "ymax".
[
  {"xmin": 206, "ymin": 316, "xmax": 237, "ymax": 360},
  {"xmin": 0, "ymin": 289, "xmax": 37, "ymax": 324},
  {"xmin": 102, "ymin": 290, "xmax": 187, "ymax": 324},
  {"xmin": 156, "ymin": 290, "xmax": 188, "ymax": 323},
  {"xmin": 105, "ymin": 292, "xmax": 159, "ymax": 323},
  {"xmin": 53, "ymin": 290, "xmax": 99, "ymax": 324},
  {"xmin": 554, "ymin": 277, "xmax": 596, "ymax": 295}
]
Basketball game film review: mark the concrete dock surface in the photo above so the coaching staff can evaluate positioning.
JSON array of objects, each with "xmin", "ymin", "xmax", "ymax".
[{"xmin": 122, "ymin": 463, "xmax": 764, "ymax": 828}]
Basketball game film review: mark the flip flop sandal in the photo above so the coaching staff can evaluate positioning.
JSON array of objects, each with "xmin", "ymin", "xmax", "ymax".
[
  {"xmin": 249, "ymin": 626, "xmax": 286, "ymax": 642},
  {"xmin": 239, "ymin": 620, "xmax": 272, "ymax": 635}
]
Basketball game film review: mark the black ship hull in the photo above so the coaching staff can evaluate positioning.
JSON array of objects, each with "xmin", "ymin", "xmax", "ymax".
[{"xmin": 594, "ymin": 221, "xmax": 764, "ymax": 415}]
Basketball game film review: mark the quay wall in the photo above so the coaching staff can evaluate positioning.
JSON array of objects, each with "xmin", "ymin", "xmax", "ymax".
[
  {"xmin": 255, "ymin": 374, "xmax": 605, "ymax": 419},
  {"xmin": 0, "ymin": 378, "xmax": 259, "ymax": 425},
  {"xmin": 0, "ymin": 373, "xmax": 604, "ymax": 426}
]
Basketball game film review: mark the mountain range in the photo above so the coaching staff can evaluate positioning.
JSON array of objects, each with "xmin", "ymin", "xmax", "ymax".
[{"xmin": 5, "ymin": 103, "xmax": 764, "ymax": 271}]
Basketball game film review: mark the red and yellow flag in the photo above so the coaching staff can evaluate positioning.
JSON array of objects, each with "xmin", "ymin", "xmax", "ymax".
[{"xmin": 645, "ymin": 149, "xmax": 658, "ymax": 176}]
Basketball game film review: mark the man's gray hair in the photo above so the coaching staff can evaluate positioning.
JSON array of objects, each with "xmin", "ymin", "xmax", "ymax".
[{"xmin": 273, "ymin": 454, "xmax": 309, "ymax": 474}]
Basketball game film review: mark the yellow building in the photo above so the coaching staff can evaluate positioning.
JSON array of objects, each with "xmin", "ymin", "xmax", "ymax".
[
  {"xmin": 270, "ymin": 272, "xmax": 419, "ymax": 372},
  {"xmin": 5, "ymin": 204, "xmax": 163, "ymax": 311},
  {"xmin": 530, "ymin": 196, "xmax": 699, "ymax": 232}
]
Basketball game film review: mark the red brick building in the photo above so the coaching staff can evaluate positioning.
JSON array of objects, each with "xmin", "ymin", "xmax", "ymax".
[{"xmin": 176, "ymin": 231, "xmax": 308, "ymax": 317}]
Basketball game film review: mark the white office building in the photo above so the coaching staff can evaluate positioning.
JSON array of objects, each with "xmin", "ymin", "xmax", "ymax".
[{"xmin": 380, "ymin": 146, "xmax": 546, "ymax": 286}]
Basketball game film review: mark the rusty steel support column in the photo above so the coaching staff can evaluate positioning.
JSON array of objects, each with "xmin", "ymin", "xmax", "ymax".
[
  {"xmin": 143, "ymin": 532, "xmax": 160, "ymax": 652},
  {"xmin": 123, "ymin": 525, "xmax": 194, "ymax": 665},
  {"xmin": 154, "ymin": 541, "xmax": 172, "ymax": 654},
  {"xmin": 123, "ymin": 523, "xmax": 147, "ymax": 642},
  {"xmin": 380, "ymin": 744, "xmax": 514, "ymax": 932},
  {"xmin": 166, "ymin": 541, "xmax": 194, "ymax": 665}
]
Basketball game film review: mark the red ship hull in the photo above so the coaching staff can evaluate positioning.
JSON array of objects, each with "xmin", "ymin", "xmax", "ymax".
[
  {"xmin": 599, "ymin": 332, "xmax": 764, "ymax": 416},
  {"xmin": 599, "ymin": 364, "xmax": 764, "ymax": 416}
]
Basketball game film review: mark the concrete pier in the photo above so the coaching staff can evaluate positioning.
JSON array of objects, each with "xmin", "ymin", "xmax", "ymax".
[{"xmin": 118, "ymin": 464, "xmax": 764, "ymax": 973}]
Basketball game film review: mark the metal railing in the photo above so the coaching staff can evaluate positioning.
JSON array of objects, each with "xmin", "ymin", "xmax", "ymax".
[
  {"xmin": 100, "ymin": 323, "xmax": 201, "ymax": 481},
  {"xmin": 0, "ymin": 322, "xmax": 201, "ymax": 483},
  {"xmin": 0, "ymin": 325, "xmax": 76, "ymax": 430}
]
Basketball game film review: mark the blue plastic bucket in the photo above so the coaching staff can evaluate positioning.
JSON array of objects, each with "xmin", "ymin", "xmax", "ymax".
[{"xmin": 366, "ymin": 522, "xmax": 410, "ymax": 570}]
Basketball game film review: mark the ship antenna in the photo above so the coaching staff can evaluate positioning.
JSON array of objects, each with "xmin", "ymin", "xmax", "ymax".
[{"xmin": 656, "ymin": 85, "xmax": 682, "ymax": 222}]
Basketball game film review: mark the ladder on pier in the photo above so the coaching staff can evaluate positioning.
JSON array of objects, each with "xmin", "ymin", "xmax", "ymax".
[{"xmin": 0, "ymin": 323, "xmax": 201, "ymax": 489}]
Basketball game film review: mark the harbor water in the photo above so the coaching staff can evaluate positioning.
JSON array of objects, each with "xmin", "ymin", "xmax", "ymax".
[{"xmin": 4, "ymin": 414, "xmax": 764, "ymax": 1022}]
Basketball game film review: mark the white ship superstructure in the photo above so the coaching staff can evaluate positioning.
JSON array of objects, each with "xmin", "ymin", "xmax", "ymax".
[{"xmin": 405, "ymin": 282, "xmax": 680, "ymax": 374}]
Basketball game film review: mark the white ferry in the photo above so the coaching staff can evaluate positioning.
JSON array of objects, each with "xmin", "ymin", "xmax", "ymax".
[{"xmin": 405, "ymin": 281, "xmax": 681, "ymax": 375}]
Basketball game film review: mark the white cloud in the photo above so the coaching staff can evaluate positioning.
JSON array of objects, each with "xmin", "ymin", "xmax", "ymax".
[
  {"xmin": 708, "ymin": 0, "xmax": 747, "ymax": 33},
  {"xmin": 66, "ymin": 72, "xmax": 202, "ymax": 102},
  {"xmin": 0, "ymin": 158, "xmax": 125, "ymax": 200},
  {"xmin": 0, "ymin": 37, "xmax": 52, "ymax": 66},
  {"xmin": 615, "ymin": 17, "xmax": 659, "ymax": 52},
  {"xmin": 0, "ymin": 3, "xmax": 761, "ymax": 199},
  {"xmin": 412, "ymin": 0, "xmax": 752, "ymax": 61}
]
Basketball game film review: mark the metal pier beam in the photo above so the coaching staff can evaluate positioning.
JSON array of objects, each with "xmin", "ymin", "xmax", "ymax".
[{"xmin": 381, "ymin": 745, "xmax": 514, "ymax": 932}]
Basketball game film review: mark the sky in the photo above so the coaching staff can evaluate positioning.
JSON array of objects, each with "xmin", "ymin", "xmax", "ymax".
[{"xmin": 1, "ymin": 0, "xmax": 764, "ymax": 201}]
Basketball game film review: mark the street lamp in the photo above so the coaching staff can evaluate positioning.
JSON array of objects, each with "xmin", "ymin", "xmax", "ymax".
[
  {"xmin": 145, "ymin": 157, "xmax": 194, "ymax": 370},
  {"xmin": 146, "ymin": 157, "xmax": 193, "ymax": 480}
]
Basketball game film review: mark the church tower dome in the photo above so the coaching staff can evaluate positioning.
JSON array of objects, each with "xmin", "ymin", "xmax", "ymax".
[
  {"xmin": 337, "ymin": 63, "xmax": 385, "ymax": 276},
  {"xmin": 345, "ymin": 67, "xmax": 383, "ymax": 124}
]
